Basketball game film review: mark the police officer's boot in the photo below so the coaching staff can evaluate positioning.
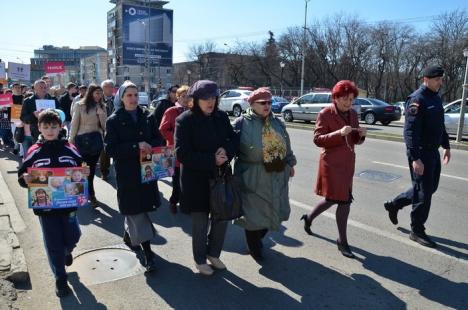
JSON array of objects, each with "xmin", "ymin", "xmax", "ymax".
[
  {"xmin": 409, "ymin": 231, "xmax": 437, "ymax": 248},
  {"xmin": 384, "ymin": 201, "xmax": 399, "ymax": 225}
]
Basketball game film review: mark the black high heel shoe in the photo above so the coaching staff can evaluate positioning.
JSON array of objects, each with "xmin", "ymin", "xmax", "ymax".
[
  {"xmin": 336, "ymin": 239, "xmax": 355, "ymax": 258},
  {"xmin": 300, "ymin": 214, "xmax": 313, "ymax": 235}
]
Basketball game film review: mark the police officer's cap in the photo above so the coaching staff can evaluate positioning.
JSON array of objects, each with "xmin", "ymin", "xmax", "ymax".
[{"xmin": 422, "ymin": 65, "xmax": 444, "ymax": 78}]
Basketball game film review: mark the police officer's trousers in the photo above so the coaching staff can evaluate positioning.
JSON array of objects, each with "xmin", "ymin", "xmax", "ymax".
[
  {"xmin": 391, "ymin": 149, "xmax": 441, "ymax": 233},
  {"xmin": 39, "ymin": 213, "xmax": 81, "ymax": 281}
]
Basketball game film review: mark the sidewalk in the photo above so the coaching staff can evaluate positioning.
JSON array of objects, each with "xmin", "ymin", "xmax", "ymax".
[{"xmin": 0, "ymin": 170, "xmax": 28, "ymax": 309}]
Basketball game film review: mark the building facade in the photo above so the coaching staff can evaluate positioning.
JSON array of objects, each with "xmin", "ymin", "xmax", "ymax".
[
  {"xmin": 30, "ymin": 45, "xmax": 106, "ymax": 84},
  {"xmin": 108, "ymin": 0, "xmax": 173, "ymax": 97},
  {"xmin": 80, "ymin": 52, "xmax": 109, "ymax": 85}
]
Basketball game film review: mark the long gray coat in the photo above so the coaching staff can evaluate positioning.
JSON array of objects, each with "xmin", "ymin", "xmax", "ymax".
[{"xmin": 234, "ymin": 109, "xmax": 296, "ymax": 231}]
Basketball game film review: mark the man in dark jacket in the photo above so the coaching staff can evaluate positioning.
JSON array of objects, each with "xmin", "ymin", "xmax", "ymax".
[
  {"xmin": 58, "ymin": 82, "xmax": 77, "ymax": 134},
  {"xmin": 148, "ymin": 85, "xmax": 178, "ymax": 146},
  {"xmin": 20, "ymin": 79, "xmax": 59, "ymax": 142},
  {"xmin": 99, "ymin": 79, "xmax": 115, "ymax": 180}
]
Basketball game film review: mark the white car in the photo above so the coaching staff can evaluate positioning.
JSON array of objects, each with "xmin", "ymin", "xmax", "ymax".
[
  {"xmin": 219, "ymin": 89, "xmax": 252, "ymax": 117},
  {"xmin": 281, "ymin": 92, "xmax": 361, "ymax": 123},
  {"xmin": 444, "ymin": 99, "xmax": 468, "ymax": 135}
]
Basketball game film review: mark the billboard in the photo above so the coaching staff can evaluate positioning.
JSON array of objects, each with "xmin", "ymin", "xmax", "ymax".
[
  {"xmin": 122, "ymin": 4, "xmax": 173, "ymax": 67},
  {"xmin": 44, "ymin": 61, "xmax": 65, "ymax": 75}
]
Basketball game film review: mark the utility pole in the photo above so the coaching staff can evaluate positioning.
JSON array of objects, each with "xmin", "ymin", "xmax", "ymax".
[
  {"xmin": 456, "ymin": 48, "xmax": 468, "ymax": 142},
  {"xmin": 300, "ymin": 0, "xmax": 310, "ymax": 96}
]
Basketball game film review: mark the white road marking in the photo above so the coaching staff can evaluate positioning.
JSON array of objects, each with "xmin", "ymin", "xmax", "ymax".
[
  {"xmin": 372, "ymin": 161, "xmax": 468, "ymax": 182},
  {"xmin": 290, "ymin": 199, "xmax": 468, "ymax": 266}
]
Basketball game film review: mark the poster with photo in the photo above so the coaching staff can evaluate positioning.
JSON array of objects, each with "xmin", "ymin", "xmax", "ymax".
[
  {"xmin": 27, "ymin": 167, "xmax": 89, "ymax": 209},
  {"xmin": 140, "ymin": 146, "xmax": 175, "ymax": 183}
]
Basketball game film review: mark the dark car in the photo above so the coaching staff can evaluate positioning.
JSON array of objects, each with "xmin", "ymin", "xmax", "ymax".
[
  {"xmin": 271, "ymin": 96, "xmax": 289, "ymax": 113},
  {"xmin": 354, "ymin": 97, "xmax": 401, "ymax": 125}
]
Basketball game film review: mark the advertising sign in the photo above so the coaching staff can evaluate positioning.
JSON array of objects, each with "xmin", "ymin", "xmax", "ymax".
[
  {"xmin": 27, "ymin": 167, "xmax": 89, "ymax": 209},
  {"xmin": 0, "ymin": 94, "xmax": 13, "ymax": 107},
  {"xmin": 140, "ymin": 146, "xmax": 175, "ymax": 183},
  {"xmin": 8, "ymin": 62, "xmax": 31, "ymax": 81},
  {"xmin": 44, "ymin": 61, "xmax": 65, "ymax": 75},
  {"xmin": 122, "ymin": 4, "xmax": 173, "ymax": 67}
]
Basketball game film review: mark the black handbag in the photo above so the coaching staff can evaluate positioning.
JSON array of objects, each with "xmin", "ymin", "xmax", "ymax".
[
  {"xmin": 74, "ymin": 131, "xmax": 103, "ymax": 156},
  {"xmin": 209, "ymin": 164, "xmax": 243, "ymax": 221},
  {"xmin": 14, "ymin": 127, "xmax": 25, "ymax": 143}
]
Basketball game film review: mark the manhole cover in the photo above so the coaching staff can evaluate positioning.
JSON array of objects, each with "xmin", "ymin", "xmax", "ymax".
[
  {"xmin": 67, "ymin": 244, "xmax": 145, "ymax": 286},
  {"xmin": 357, "ymin": 170, "xmax": 401, "ymax": 182}
]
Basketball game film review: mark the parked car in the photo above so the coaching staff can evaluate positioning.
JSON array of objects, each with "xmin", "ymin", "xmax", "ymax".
[
  {"xmin": 219, "ymin": 89, "xmax": 252, "ymax": 117},
  {"xmin": 271, "ymin": 96, "xmax": 289, "ymax": 113},
  {"xmin": 138, "ymin": 92, "xmax": 149, "ymax": 108},
  {"xmin": 353, "ymin": 97, "xmax": 401, "ymax": 125},
  {"xmin": 394, "ymin": 101, "xmax": 405, "ymax": 114},
  {"xmin": 281, "ymin": 92, "xmax": 361, "ymax": 123},
  {"xmin": 444, "ymin": 99, "xmax": 468, "ymax": 135}
]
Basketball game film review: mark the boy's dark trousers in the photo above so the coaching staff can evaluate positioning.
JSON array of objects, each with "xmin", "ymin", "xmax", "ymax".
[{"xmin": 39, "ymin": 213, "xmax": 81, "ymax": 281}]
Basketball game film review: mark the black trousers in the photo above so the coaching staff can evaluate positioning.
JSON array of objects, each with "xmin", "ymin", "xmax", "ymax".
[
  {"xmin": 169, "ymin": 167, "xmax": 181, "ymax": 204},
  {"xmin": 99, "ymin": 149, "xmax": 111, "ymax": 177},
  {"xmin": 391, "ymin": 149, "xmax": 441, "ymax": 233},
  {"xmin": 245, "ymin": 229, "xmax": 268, "ymax": 252},
  {"xmin": 82, "ymin": 153, "xmax": 101, "ymax": 198}
]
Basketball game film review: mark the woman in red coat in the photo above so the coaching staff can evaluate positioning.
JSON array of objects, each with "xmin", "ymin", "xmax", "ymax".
[{"xmin": 300, "ymin": 80, "xmax": 367, "ymax": 258}]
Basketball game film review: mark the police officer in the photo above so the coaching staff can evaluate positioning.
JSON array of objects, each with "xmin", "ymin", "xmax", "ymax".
[{"xmin": 384, "ymin": 65, "xmax": 451, "ymax": 248}]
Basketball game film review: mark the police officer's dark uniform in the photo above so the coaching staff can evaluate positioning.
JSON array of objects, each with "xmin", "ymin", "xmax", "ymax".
[{"xmin": 384, "ymin": 65, "xmax": 450, "ymax": 248}]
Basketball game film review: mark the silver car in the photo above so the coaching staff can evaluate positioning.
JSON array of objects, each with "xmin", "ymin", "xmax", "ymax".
[
  {"xmin": 444, "ymin": 99, "xmax": 468, "ymax": 135},
  {"xmin": 281, "ymin": 92, "xmax": 361, "ymax": 123}
]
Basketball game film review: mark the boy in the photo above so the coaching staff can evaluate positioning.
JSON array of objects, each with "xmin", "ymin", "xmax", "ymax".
[{"xmin": 18, "ymin": 109, "xmax": 84, "ymax": 298}]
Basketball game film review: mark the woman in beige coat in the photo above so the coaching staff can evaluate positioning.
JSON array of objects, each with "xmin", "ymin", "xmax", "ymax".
[{"xmin": 69, "ymin": 84, "xmax": 107, "ymax": 207}]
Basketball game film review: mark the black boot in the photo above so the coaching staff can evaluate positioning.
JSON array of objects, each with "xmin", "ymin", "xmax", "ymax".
[
  {"xmin": 409, "ymin": 231, "xmax": 437, "ymax": 248},
  {"xmin": 141, "ymin": 241, "xmax": 157, "ymax": 272},
  {"xmin": 55, "ymin": 278, "xmax": 72, "ymax": 297},
  {"xmin": 384, "ymin": 201, "xmax": 399, "ymax": 225},
  {"xmin": 123, "ymin": 231, "xmax": 145, "ymax": 266},
  {"xmin": 300, "ymin": 214, "xmax": 313, "ymax": 235},
  {"xmin": 336, "ymin": 239, "xmax": 355, "ymax": 259}
]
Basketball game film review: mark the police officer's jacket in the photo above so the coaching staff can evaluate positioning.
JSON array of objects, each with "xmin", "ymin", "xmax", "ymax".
[{"xmin": 404, "ymin": 85, "xmax": 450, "ymax": 161}]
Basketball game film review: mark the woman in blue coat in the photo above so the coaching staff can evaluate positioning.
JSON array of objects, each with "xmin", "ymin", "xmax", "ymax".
[
  {"xmin": 175, "ymin": 80, "xmax": 238, "ymax": 276},
  {"xmin": 105, "ymin": 82, "xmax": 160, "ymax": 272}
]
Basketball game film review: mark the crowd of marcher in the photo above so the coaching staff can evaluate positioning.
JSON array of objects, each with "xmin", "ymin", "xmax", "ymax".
[{"xmin": 7, "ymin": 64, "xmax": 451, "ymax": 298}]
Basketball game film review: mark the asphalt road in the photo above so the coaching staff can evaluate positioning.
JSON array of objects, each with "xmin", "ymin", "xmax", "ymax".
[{"xmin": 0, "ymin": 130, "xmax": 467, "ymax": 309}]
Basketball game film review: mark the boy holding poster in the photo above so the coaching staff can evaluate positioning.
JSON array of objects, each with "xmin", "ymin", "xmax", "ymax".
[{"xmin": 17, "ymin": 109, "xmax": 85, "ymax": 298}]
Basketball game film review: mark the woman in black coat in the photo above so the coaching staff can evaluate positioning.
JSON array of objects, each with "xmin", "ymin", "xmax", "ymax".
[
  {"xmin": 105, "ymin": 82, "xmax": 160, "ymax": 272},
  {"xmin": 175, "ymin": 80, "xmax": 238, "ymax": 276}
]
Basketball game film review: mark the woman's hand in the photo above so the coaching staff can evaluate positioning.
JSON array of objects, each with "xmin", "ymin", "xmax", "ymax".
[
  {"xmin": 138, "ymin": 142, "xmax": 152, "ymax": 153},
  {"xmin": 357, "ymin": 127, "xmax": 367, "ymax": 137},
  {"xmin": 22, "ymin": 173, "xmax": 33, "ymax": 184},
  {"xmin": 340, "ymin": 126, "xmax": 353, "ymax": 136},
  {"xmin": 289, "ymin": 166, "xmax": 295, "ymax": 178}
]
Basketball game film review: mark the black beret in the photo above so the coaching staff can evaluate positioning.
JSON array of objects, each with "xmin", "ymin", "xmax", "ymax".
[
  {"xmin": 187, "ymin": 80, "xmax": 219, "ymax": 100},
  {"xmin": 422, "ymin": 65, "xmax": 444, "ymax": 78}
]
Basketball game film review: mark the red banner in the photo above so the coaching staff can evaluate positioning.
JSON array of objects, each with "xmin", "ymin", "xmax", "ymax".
[
  {"xmin": 44, "ymin": 61, "xmax": 65, "ymax": 74},
  {"xmin": 0, "ymin": 93, "xmax": 13, "ymax": 107}
]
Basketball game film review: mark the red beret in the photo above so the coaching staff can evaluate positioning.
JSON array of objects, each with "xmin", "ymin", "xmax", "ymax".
[{"xmin": 247, "ymin": 87, "xmax": 272, "ymax": 104}]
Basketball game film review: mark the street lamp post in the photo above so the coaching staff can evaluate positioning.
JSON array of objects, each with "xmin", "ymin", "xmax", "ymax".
[
  {"xmin": 280, "ymin": 61, "xmax": 285, "ymax": 97},
  {"xmin": 456, "ymin": 48, "xmax": 468, "ymax": 142},
  {"xmin": 300, "ymin": 0, "xmax": 310, "ymax": 96},
  {"xmin": 187, "ymin": 69, "xmax": 192, "ymax": 85}
]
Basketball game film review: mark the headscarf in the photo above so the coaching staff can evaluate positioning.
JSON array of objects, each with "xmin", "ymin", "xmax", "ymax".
[{"xmin": 113, "ymin": 81, "xmax": 137, "ymax": 111}]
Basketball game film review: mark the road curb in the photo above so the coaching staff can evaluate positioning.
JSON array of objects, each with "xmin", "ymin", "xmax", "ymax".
[
  {"xmin": 0, "ymin": 171, "xmax": 29, "ymax": 285},
  {"xmin": 283, "ymin": 123, "xmax": 468, "ymax": 151}
]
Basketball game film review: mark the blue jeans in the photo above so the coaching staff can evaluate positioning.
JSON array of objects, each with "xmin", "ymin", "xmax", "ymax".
[
  {"xmin": 22, "ymin": 136, "xmax": 33, "ymax": 157},
  {"xmin": 39, "ymin": 213, "xmax": 81, "ymax": 281}
]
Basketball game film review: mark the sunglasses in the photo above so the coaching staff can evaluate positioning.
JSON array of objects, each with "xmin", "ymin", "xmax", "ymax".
[{"xmin": 255, "ymin": 100, "xmax": 272, "ymax": 106}]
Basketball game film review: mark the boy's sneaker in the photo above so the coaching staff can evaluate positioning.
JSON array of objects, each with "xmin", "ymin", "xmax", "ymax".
[
  {"xmin": 55, "ymin": 279, "xmax": 72, "ymax": 298},
  {"xmin": 195, "ymin": 263, "xmax": 214, "ymax": 276},
  {"xmin": 65, "ymin": 253, "xmax": 73, "ymax": 266},
  {"xmin": 207, "ymin": 256, "xmax": 226, "ymax": 270}
]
